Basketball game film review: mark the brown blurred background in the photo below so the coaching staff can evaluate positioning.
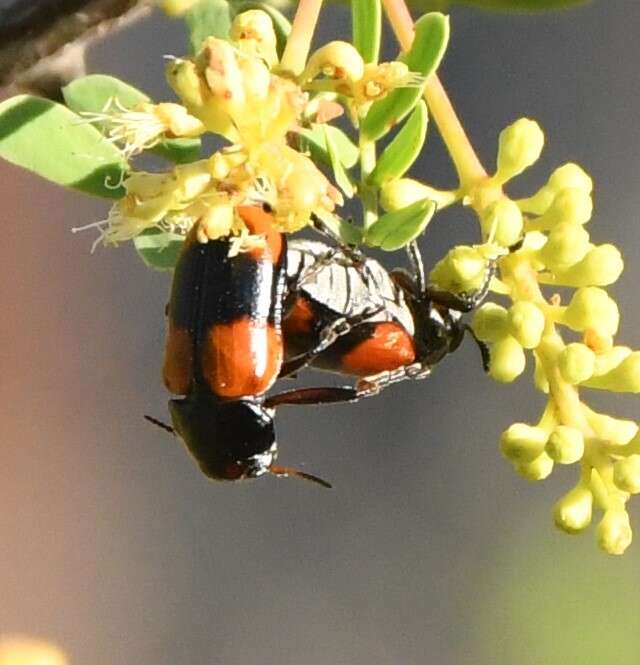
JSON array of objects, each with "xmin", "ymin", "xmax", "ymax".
[{"xmin": 2, "ymin": 2, "xmax": 640, "ymax": 664}]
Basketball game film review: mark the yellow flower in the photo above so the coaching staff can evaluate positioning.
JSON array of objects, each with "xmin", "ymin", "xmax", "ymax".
[{"xmin": 81, "ymin": 100, "xmax": 204, "ymax": 158}]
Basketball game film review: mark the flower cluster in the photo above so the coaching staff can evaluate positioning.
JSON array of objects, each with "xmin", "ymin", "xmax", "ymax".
[
  {"xmin": 84, "ymin": 9, "xmax": 346, "ymax": 247},
  {"xmin": 410, "ymin": 117, "xmax": 638, "ymax": 553},
  {"xmin": 301, "ymin": 41, "xmax": 424, "ymax": 119}
]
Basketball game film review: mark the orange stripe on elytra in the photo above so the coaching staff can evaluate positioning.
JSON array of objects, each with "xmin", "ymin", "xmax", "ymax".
[
  {"xmin": 236, "ymin": 205, "xmax": 283, "ymax": 263},
  {"xmin": 163, "ymin": 323, "xmax": 194, "ymax": 395},
  {"xmin": 340, "ymin": 323, "xmax": 416, "ymax": 376},
  {"xmin": 201, "ymin": 316, "xmax": 283, "ymax": 398}
]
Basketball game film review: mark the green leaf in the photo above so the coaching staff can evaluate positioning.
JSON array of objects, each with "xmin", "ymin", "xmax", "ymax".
[
  {"xmin": 352, "ymin": 0, "xmax": 381, "ymax": 64},
  {"xmin": 364, "ymin": 197, "xmax": 436, "ymax": 251},
  {"xmin": 298, "ymin": 124, "xmax": 359, "ymax": 169},
  {"xmin": 134, "ymin": 229, "xmax": 185, "ymax": 270},
  {"xmin": 369, "ymin": 100, "xmax": 428, "ymax": 186},
  {"xmin": 185, "ymin": 0, "xmax": 234, "ymax": 52},
  {"xmin": 0, "ymin": 94, "xmax": 127, "ymax": 199},
  {"xmin": 236, "ymin": 1, "xmax": 291, "ymax": 57},
  {"xmin": 361, "ymin": 12, "xmax": 449, "ymax": 142},
  {"xmin": 315, "ymin": 211, "xmax": 363, "ymax": 246},
  {"xmin": 324, "ymin": 126, "xmax": 355, "ymax": 198},
  {"xmin": 63, "ymin": 74, "xmax": 147, "ymax": 114},
  {"xmin": 62, "ymin": 75, "xmax": 201, "ymax": 164}
]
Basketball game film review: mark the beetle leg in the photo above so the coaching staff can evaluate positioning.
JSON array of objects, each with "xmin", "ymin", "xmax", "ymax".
[
  {"xmin": 426, "ymin": 261, "xmax": 497, "ymax": 312},
  {"xmin": 464, "ymin": 324, "xmax": 491, "ymax": 372},
  {"xmin": 279, "ymin": 305, "xmax": 385, "ymax": 378},
  {"xmin": 265, "ymin": 386, "xmax": 362, "ymax": 408},
  {"xmin": 406, "ymin": 241, "xmax": 426, "ymax": 295},
  {"xmin": 355, "ymin": 362, "xmax": 431, "ymax": 396}
]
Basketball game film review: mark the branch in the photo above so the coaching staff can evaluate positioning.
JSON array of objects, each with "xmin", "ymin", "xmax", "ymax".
[{"xmin": 0, "ymin": 0, "xmax": 155, "ymax": 100}]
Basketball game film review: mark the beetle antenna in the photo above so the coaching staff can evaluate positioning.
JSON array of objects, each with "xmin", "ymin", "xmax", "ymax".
[
  {"xmin": 144, "ymin": 414, "xmax": 176, "ymax": 436},
  {"xmin": 269, "ymin": 464, "xmax": 332, "ymax": 489}
]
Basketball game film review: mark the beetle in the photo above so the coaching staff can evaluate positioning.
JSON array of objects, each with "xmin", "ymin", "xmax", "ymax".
[
  {"xmin": 148, "ymin": 204, "xmax": 380, "ymax": 487},
  {"xmin": 282, "ymin": 238, "xmax": 491, "ymax": 394}
]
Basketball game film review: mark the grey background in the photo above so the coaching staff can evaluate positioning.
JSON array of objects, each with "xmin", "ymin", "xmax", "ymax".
[{"xmin": 2, "ymin": 2, "xmax": 640, "ymax": 664}]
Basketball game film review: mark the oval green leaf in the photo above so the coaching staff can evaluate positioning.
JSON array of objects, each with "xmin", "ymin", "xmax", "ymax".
[
  {"xmin": 361, "ymin": 12, "xmax": 449, "ymax": 142},
  {"xmin": 352, "ymin": 0, "xmax": 381, "ymax": 64},
  {"xmin": 324, "ymin": 126, "xmax": 355, "ymax": 198},
  {"xmin": 369, "ymin": 100, "xmax": 428, "ymax": 186},
  {"xmin": 0, "ymin": 94, "xmax": 127, "ymax": 199},
  {"xmin": 62, "ymin": 75, "xmax": 201, "ymax": 164},
  {"xmin": 134, "ymin": 229, "xmax": 185, "ymax": 270},
  {"xmin": 364, "ymin": 197, "xmax": 436, "ymax": 251},
  {"xmin": 185, "ymin": 0, "xmax": 234, "ymax": 52},
  {"xmin": 298, "ymin": 124, "xmax": 359, "ymax": 169}
]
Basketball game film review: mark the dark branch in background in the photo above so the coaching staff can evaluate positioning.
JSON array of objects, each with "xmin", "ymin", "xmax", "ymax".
[{"xmin": 0, "ymin": 0, "xmax": 155, "ymax": 100}]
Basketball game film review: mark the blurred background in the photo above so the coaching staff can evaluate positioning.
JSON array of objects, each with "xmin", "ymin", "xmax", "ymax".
[{"xmin": 2, "ymin": 1, "xmax": 640, "ymax": 663}]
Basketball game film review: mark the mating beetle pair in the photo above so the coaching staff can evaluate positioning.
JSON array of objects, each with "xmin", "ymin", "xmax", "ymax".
[{"xmin": 147, "ymin": 204, "xmax": 491, "ymax": 486}]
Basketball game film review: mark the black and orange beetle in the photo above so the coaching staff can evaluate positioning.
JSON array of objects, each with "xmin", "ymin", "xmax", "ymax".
[
  {"xmin": 148, "ymin": 204, "xmax": 379, "ymax": 487},
  {"xmin": 283, "ymin": 238, "xmax": 491, "ymax": 393}
]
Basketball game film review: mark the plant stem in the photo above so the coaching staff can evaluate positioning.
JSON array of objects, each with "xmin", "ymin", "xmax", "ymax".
[
  {"xmin": 359, "ymin": 138, "xmax": 378, "ymax": 229},
  {"xmin": 280, "ymin": 0, "xmax": 324, "ymax": 76},
  {"xmin": 381, "ymin": 0, "xmax": 487, "ymax": 189}
]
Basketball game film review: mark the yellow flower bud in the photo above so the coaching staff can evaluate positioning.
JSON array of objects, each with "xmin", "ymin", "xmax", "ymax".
[
  {"xmin": 592, "ymin": 345, "xmax": 632, "ymax": 376},
  {"xmin": 558, "ymin": 343, "xmax": 595, "ymax": 384},
  {"xmin": 583, "ymin": 352, "xmax": 640, "ymax": 393},
  {"xmin": 480, "ymin": 198, "xmax": 523, "ymax": 247},
  {"xmin": 165, "ymin": 59, "xmax": 236, "ymax": 139},
  {"xmin": 553, "ymin": 486, "xmax": 593, "ymax": 533},
  {"xmin": 0, "ymin": 637, "xmax": 68, "ymax": 665},
  {"xmin": 155, "ymin": 103, "xmax": 205, "ymax": 137},
  {"xmin": 507, "ymin": 301, "xmax": 545, "ymax": 349},
  {"xmin": 545, "ymin": 426, "xmax": 584, "ymax": 464},
  {"xmin": 500, "ymin": 423, "xmax": 549, "ymax": 463},
  {"xmin": 489, "ymin": 335, "xmax": 526, "ymax": 383},
  {"xmin": 586, "ymin": 411, "xmax": 638, "ymax": 446},
  {"xmin": 197, "ymin": 204, "xmax": 235, "ymax": 242},
  {"xmin": 200, "ymin": 38, "xmax": 246, "ymax": 108},
  {"xmin": 471, "ymin": 303, "xmax": 509, "ymax": 343},
  {"xmin": 429, "ymin": 246, "xmax": 489, "ymax": 294},
  {"xmin": 614, "ymin": 456, "xmax": 640, "ymax": 494},
  {"xmin": 548, "ymin": 162, "xmax": 593, "ymax": 194},
  {"xmin": 515, "ymin": 452, "xmax": 554, "ymax": 481},
  {"xmin": 549, "ymin": 244, "xmax": 624, "ymax": 288},
  {"xmin": 562, "ymin": 287, "xmax": 619, "ymax": 337},
  {"xmin": 166, "ymin": 59, "xmax": 205, "ymax": 108},
  {"xmin": 231, "ymin": 10, "xmax": 279, "ymax": 68},
  {"xmin": 495, "ymin": 118, "xmax": 544, "ymax": 183},
  {"xmin": 379, "ymin": 178, "xmax": 434, "ymax": 211},
  {"xmin": 518, "ymin": 163, "xmax": 593, "ymax": 215},
  {"xmin": 527, "ymin": 188, "xmax": 593, "ymax": 232},
  {"xmin": 303, "ymin": 41, "xmax": 365, "ymax": 84},
  {"xmin": 538, "ymin": 222, "xmax": 590, "ymax": 270},
  {"xmin": 597, "ymin": 509, "xmax": 632, "ymax": 555}
]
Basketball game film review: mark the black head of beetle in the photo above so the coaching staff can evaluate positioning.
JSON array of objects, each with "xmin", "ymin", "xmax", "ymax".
[
  {"xmin": 146, "ymin": 394, "xmax": 332, "ymax": 487},
  {"xmin": 410, "ymin": 297, "xmax": 466, "ymax": 366},
  {"xmin": 168, "ymin": 394, "xmax": 277, "ymax": 481}
]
